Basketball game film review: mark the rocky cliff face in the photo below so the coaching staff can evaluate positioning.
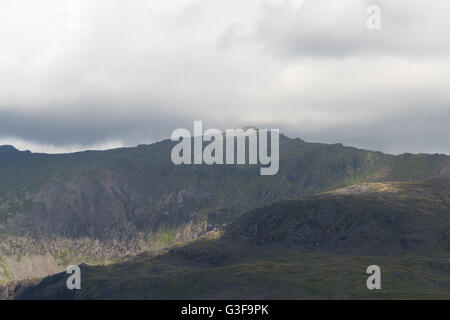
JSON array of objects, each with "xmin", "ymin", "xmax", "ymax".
[
  {"xmin": 231, "ymin": 180, "xmax": 450, "ymax": 255},
  {"xmin": 0, "ymin": 135, "xmax": 449, "ymax": 283},
  {"xmin": 10, "ymin": 180, "xmax": 449, "ymax": 300}
]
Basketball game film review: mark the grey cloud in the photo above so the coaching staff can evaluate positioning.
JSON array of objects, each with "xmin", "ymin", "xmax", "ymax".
[
  {"xmin": 245, "ymin": 0, "xmax": 450, "ymax": 59},
  {"xmin": 0, "ymin": 0, "xmax": 448, "ymax": 155},
  {"xmin": 0, "ymin": 107, "xmax": 190, "ymax": 148},
  {"xmin": 294, "ymin": 111, "xmax": 450, "ymax": 155}
]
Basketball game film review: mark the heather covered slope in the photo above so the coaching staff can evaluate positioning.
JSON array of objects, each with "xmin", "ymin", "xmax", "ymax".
[
  {"xmin": 12, "ymin": 180, "xmax": 450, "ymax": 300},
  {"xmin": 0, "ymin": 135, "xmax": 449, "ymax": 282},
  {"xmin": 233, "ymin": 180, "xmax": 450, "ymax": 255}
]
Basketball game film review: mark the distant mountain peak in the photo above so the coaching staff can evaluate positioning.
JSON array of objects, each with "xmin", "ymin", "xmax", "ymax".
[
  {"xmin": 241, "ymin": 125, "xmax": 259, "ymax": 131},
  {"xmin": 0, "ymin": 145, "xmax": 18, "ymax": 153},
  {"xmin": 0, "ymin": 145, "xmax": 31, "ymax": 157}
]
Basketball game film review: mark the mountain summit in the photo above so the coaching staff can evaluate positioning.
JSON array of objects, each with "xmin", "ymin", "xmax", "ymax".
[{"xmin": 0, "ymin": 134, "xmax": 449, "ymax": 286}]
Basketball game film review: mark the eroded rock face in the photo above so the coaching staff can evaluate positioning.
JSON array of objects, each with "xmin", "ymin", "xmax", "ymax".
[
  {"xmin": 9, "ymin": 180, "xmax": 450, "ymax": 300},
  {"xmin": 0, "ymin": 137, "xmax": 449, "ymax": 283},
  {"xmin": 232, "ymin": 181, "xmax": 450, "ymax": 255}
]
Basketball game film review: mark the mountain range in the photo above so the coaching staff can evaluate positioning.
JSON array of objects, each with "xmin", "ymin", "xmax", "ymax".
[{"xmin": 0, "ymin": 134, "xmax": 449, "ymax": 299}]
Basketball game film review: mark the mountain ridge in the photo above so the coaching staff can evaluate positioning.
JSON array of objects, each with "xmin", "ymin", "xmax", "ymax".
[
  {"xmin": 0, "ymin": 134, "xmax": 449, "ymax": 284},
  {"xmin": 8, "ymin": 180, "xmax": 449, "ymax": 300}
]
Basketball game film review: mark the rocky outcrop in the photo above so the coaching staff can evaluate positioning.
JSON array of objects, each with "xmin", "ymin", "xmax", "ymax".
[
  {"xmin": 12, "ymin": 180, "xmax": 450, "ymax": 300},
  {"xmin": 0, "ymin": 136, "xmax": 448, "ymax": 283}
]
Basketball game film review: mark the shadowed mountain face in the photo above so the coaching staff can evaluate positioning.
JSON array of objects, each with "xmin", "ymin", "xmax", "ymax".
[
  {"xmin": 0, "ymin": 135, "xmax": 449, "ymax": 283},
  {"xmin": 12, "ymin": 180, "xmax": 450, "ymax": 300},
  {"xmin": 232, "ymin": 180, "xmax": 450, "ymax": 255}
]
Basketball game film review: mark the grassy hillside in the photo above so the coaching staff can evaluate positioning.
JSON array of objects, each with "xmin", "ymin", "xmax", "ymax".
[
  {"xmin": 0, "ymin": 135, "xmax": 448, "ymax": 282},
  {"xmin": 12, "ymin": 180, "xmax": 449, "ymax": 300}
]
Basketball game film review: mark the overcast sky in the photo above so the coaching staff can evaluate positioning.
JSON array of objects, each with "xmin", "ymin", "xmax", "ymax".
[{"xmin": 0, "ymin": 0, "xmax": 449, "ymax": 154}]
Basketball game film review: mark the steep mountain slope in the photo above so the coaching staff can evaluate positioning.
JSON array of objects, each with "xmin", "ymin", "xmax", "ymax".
[
  {"xmin": 233, "ymin": 180, "xmax": 450, "ymax": 255},
  {"xmin": 0, "ymin": 135, "xmax": 449, "ymax": 282},
  {"xmin": 11, "ymin": 180, "xmax": 449, "ymax": 300}
]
